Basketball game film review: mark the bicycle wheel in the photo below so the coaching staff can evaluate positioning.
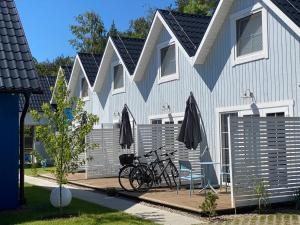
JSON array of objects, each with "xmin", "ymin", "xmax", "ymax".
[
  {"xmin": 118, "ymin": 165, "xmax": 136, "ymax": 191},
  {"xmin": 168, "ymin": 163, "xmax": 179, "ymax": 188},
  {"xmin": 130, "ymin": 164, "xmax": 154, "ymax": 192}
]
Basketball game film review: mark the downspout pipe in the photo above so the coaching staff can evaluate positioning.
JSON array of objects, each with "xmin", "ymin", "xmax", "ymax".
[{"xmin": 19, "ymin": 92, "xmax": 31, "ymax": 205}]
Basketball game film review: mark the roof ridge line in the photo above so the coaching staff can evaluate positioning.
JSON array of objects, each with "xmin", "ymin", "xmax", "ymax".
[
  {"xmin": 91, "ymin": 53, "xmax": 100, "ymax": 69},
  {"xmin": 116, "ymin": 34, "xmax": 136, "ymax": 68},
  {"xmin": 286, "ymin": 0, "xmax": 300, "ymax": 13},
  {"xmin": 166, "ymin": 10, "xmax": 197, "ymax": 50}
]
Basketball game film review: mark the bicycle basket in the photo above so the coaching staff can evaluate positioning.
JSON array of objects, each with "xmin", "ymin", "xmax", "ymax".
[{"xmin": 119, "ymin": 154, "xmax": 135, "ymax": 166}]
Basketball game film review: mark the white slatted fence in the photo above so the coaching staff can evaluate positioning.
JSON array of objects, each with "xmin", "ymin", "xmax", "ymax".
[
  {"xmin": 230, "ymin": 117, "xmax": 300, "ymax": 207},
  {"xmin": 137, "ymin": 124, "xmax": 202, "ymax": 175},
  {"xmin": 85, "ymin": 126, "xmax": 134, "ymax": 178}
]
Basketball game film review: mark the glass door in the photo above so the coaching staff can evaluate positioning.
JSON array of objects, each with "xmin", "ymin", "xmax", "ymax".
[{"xmin": 220, "ymin": 113, "xmax": 238, "ymax": 183}]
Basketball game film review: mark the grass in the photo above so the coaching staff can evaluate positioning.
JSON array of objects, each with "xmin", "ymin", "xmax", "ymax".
[
  {"xmin": 0, "ymin": 183, "xmax": 155, "ymax": 225},
  {"xmin": 24, "ymin": 166, "xmax": 55, "ymax": 176}
]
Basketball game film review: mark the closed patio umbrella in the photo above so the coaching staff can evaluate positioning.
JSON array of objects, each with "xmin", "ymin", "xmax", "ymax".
[
  {"xmin": 177, "ymin": 93, "xmax": 202, "ymax": 150},
  {"xmin": 119, "ymin": 106, "xmax": 134, "ymax": 149}
]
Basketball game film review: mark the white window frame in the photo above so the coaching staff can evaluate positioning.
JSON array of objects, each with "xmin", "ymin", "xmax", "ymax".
[
  {"xmin": 149, "ymin": 112, "xmax": 184, "ymax": 124},
  {"xmin": 111, "ymin": 61, "xmax": 125, "ymax": 95},
  {"xmin": 80, "ymin": 77, "xmax": 89, "ymax": 101},
  {"xmin": 231, "ymin": 3, "xmax": 268, "ymax": 66},
  {"xmin": 157, "ymin": 40, "xmax": 179, "ymax": 84}
]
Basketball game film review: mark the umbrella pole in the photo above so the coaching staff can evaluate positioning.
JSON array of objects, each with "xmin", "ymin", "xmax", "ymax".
[
  {"xmin": 124, "ymin": 104, "xmax": 137, "ymax": 154},
  {"xmin": 190, "ymin": 92, "xmax": 208, "ymax": 158}
]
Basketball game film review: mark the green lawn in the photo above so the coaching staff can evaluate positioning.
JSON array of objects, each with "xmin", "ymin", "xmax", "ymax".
[
  {"xmin": 0, "ymin": 184, "xmax": 155, "ymax": 225},
  {"xmin": 24, "ymin": 166, "xmax": 55, "ymax": 176}
]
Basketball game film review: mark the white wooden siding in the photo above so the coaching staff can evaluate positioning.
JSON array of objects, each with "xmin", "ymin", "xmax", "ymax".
[{"xmin": 90, "ymin": 0, "xmax": 300, "ymax": 179}]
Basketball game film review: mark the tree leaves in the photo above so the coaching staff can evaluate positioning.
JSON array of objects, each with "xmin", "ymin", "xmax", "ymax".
[
  {"xmin": 69, "ymin": 11, "xmax": 107, "ymax": 54},
  {"xmin": 31, "ymin": 73, "xmax": 99, "ymax": 186}
]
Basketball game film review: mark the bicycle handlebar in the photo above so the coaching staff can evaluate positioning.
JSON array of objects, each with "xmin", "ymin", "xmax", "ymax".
[{"xmin": 144, "ymin": 146, "xmax": 165, "ymax": 158}]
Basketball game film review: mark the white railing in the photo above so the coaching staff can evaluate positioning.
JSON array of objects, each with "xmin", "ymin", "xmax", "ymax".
[{"xmin": 230, "ymin": 117, "xmax": 300, "ymax": 208}]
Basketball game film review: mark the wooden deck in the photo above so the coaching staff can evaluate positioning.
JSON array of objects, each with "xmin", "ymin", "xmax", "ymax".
[{"xmin": 41, "ymin": 172, "xmax": 233, "ymax": 213}]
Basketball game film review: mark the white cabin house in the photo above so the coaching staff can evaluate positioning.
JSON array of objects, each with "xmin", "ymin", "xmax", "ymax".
[{"xmin": 63, "ymin": 0, "xmax": 300, "ymax": 190}]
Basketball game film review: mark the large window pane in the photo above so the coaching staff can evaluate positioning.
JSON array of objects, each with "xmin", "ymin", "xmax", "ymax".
[
  {"xmin": 114, "ymin": 64, "xmax": 124, "ymax": 90},
  {"xmin": 161, "ymin": 44, "xmax": 176, "ymax": 77},
  {"xmin": 81, "ymin": 78, "xmax": 88, "ymax": 98},
  {"xmin": 236, "ymin": 12, "xmax": 262, "ymax": 57}
]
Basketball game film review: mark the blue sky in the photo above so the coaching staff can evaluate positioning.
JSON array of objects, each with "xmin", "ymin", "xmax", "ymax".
[{"xmin": 15, "ymin": 0, "xmax": 174, "ymax": 62}]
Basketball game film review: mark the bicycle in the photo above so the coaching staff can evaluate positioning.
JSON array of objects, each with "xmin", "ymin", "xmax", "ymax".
[
  {"xmin": 118, "ymin": 153, "xmax": 153, "ymax": 192},
  {"xmin": 130, "ymin": 146, "xmax": 179, "ymax": 192}
]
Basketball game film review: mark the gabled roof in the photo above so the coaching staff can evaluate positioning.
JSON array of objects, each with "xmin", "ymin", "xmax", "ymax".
[
  {"xmin": 19, "ymin": 75, "xmax": 55, "ymax": 112},
  {"xmin": 193, "ymin": 0, "xmax": 300, "ymax": 64},
  {"xmin": 132, "ymin": 9, "xmax": 213, "ymax": 81},
  {"xmin": 111, "ymin": 36, "xmax": 145, "ymax": 74},
  {"xmin": 0, "ymin": 0, "xmax": 40, "ymax": 94},
  {"xmin": 271, "ymin": 0, "xmax": 300, "ymax": 27},
  {"xmin": 78, "ymin": 53, "xmax": 102, "ymax": 86},
  {"xmin": 60, "ymin": 65, "xmax": 72, "ymax": 83},
  {"xmin": 93, "ymin": 36, "xmax": 144, "ymax": 92},
  {"xmin": 158, "ymin": 9, "xmax": 212, "ymax": 57}
]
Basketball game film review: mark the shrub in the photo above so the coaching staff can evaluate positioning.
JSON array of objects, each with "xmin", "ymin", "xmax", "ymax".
[
  {"xmin": 254, "ymin": 179, "xmax": 268, "ymax": 213},
  {"xmin": 199, "ymin": 191, "xmax": 219, "ymax": 219}
]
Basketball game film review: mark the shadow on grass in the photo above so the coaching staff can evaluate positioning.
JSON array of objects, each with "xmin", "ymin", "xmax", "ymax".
[{"xmin": 0, "ymin": 185, "xmax": 154, "ymax": 225}]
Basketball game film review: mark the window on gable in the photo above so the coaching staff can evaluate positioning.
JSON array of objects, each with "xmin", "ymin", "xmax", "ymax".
[
  {"xmin": 81, "ymin": 78, "xmax": 88, "ymax": 98},
  {"xmin": 113, "ymin": 64, "xmax": 124, "ymax": 90},
  {"xmin": 236, "ymin": 11, "xmax": 262, "ymax": 57},
  {"xmin": 160, "ymin": 44, "xmax": 176, "ymax": 77}
]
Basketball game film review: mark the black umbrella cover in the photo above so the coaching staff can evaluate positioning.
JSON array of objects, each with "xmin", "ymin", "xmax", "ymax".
[
  {"xmin": 177, "ymin": 94, "xmax": 202, "ymax": 150},
  {"xmin": 119, "ymin": 107, "xmax": 134, "ymax": 149}
]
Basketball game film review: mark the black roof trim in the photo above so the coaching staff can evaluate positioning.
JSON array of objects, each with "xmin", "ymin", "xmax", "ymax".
[
  {"xmin": 158, "ymin": 9, "xmax": 212, "ymax": 57},
  {"xmin": 110, "ymin": 36, "xmax": 145, "ymax": 74},
  {"xmin": 78, "ymin": 53, "xmax": 102, "ymax": 86},
  {"xmin": 271, "ymin": 0, "xmax": 300, "ymax": 27}
]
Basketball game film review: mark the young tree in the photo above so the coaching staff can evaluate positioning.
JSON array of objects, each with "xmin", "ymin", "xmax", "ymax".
[
  {"xmin": 31, "ymin": 72, "xmax": 98, "ymax": 212},
  {"xmin": 69, "ymin": 11, "xmax": 107, "ymax": 54}
]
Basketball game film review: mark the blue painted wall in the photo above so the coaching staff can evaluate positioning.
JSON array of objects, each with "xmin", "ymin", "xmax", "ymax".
[{"xmin": 0, "ymin": 94, "xmax": 19, "ymax": 210}]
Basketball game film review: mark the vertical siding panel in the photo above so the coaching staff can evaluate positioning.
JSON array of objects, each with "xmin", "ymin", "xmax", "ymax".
[{"xmin": 91, "ymin": 0, "xmax": 299, "ymax": 166}]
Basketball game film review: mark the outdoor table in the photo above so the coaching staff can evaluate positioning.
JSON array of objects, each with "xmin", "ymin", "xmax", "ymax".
[{"xmin": 199, "ymin": 161, "xmax": 220, "ymax": 194}]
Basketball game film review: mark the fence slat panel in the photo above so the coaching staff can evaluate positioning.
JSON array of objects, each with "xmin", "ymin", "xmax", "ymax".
[{"xmin": 230, "ymin": 117, "xmax": 300, "ymax": 208}]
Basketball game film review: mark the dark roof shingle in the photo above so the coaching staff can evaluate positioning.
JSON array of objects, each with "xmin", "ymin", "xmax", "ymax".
[
  {"xmin": 19, "ymin": 75, "xmax": 55, "ymax": 112},
  {"xmin": 61, "ymin": 65, "xmax": 72, "ymax": 83},
  {"xmin": 111, "ymin": 37, "xmax": 145, "ymax": 74},
  {"xmin": 0, "ymin": 0, "xmax": 40, "ymax": 93},
  {"xmin": 158, "ymin": 9, "xmax": 212, "ymax": 57},
  {"xmin": 78, "ymin": 53, "xmax": 102, "ymax": 86},
  {"xmin": 271, "ymin": 0, "xmax": 300, "ymax": 27}
]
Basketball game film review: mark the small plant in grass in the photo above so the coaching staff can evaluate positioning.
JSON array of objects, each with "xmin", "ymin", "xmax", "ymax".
[
  {"xmin": 31, "ymin": 72, "xmax": 98, "ymax": 213},
  {"xmin": 254, "ymin": 179, "xmax": 268, "ymax": 213},
  {"xmin": 199, "ymin": 191, "xmax": 219, "ymax": 220},
  {"xmin": 293, "ymin": 188, "xmax": 300, "ymax": 209},
  {"xmin": 105, "ymin": 187, "xmax": 118, "ymax": 196}
]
